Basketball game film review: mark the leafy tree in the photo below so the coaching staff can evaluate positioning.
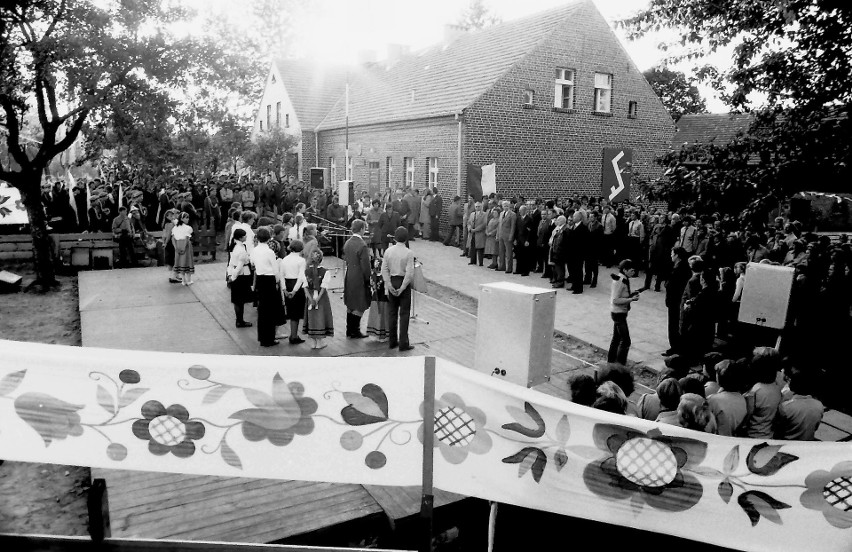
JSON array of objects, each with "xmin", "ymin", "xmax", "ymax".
[
  {"xmin": 642, "ymin": 67, "xmax": 706, "ymax": 122},
  {"xmin": 0, "ymin": 0, "xmax": 247, "ymax": 286},
  {"xmin": 245, "ymin": 127, "xmax": 299, "ymax": 183},
  {"xmin": 211, "ymin": 116, "xmax": 251, "ymax": 175},
  {"xmin": 622, "ymin": 0, "xmax": 852, "ymax": 218},
  {"xmin": 456, "ymin": 0, "xmax": 501, "ymax": 31}
]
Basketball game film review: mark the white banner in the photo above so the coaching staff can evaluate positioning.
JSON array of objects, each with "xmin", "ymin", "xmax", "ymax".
[
  {"xmin": 1, "ymin": 340, "xmax": 851, "ymax": 551},
  {"xmin": 481, "ymin": 164, "xmax": 496, "ymax": 197}
]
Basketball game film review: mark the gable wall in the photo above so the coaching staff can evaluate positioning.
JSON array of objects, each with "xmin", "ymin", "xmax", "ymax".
[
  {"xmin": 463, "ymin": 1, "xmax": 674, "ymax": 200},
  {"xmin": 252, "ymin": 66, "xmax": 305, "ymax": 179}
]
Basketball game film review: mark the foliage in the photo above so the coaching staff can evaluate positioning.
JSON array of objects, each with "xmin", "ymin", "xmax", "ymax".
[
  {"xmin": 456, "ymin": 0, "xmax": 501, "ymax": 31},
  {"xmin": 642, "ymin": 67, "xmax": 706, "ymax": 122},
  {"xmin": 622, "ymin": 0, "xmax": 852, "ymax": 217},
  {"xmin": 244, "ymin": 127, "xmax": 299, "ymax": 182}
]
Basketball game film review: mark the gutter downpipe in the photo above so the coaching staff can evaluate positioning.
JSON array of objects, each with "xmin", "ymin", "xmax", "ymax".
[{"xmin": 455, "ymin": 111, "xmax": 463, "ymax": 197}]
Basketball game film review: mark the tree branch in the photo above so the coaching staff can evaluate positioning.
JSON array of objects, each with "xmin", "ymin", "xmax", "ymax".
[
  {"xmin": 0, "ymin": 95, "xmax": 31, "ymax": 169},
  {"xmin": 58, "ymin": 67, "xmax": 134, "ymax": 124},
  {"xmin": 42, "ymin": 109, "xmax": 89, "ymax": 165},
  {"xmin": 42, "ymin": 0, "xmax": 67, "ymax": 41}
]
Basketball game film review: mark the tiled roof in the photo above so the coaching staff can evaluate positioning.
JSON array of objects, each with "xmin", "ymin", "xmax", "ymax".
[
  {"xmin": 314, "ymin": 1, "xmax": 584, "ymax": 130},
  {"xmin": 272, "ymin": 59, "xmax": 350, "ymax": 129},
  {"xmin": 673, "ymin": 113, "xmax": 753, "ymax": 149}
]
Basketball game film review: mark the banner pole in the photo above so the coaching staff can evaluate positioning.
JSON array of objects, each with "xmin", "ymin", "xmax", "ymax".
[{"xmin": 419, "ymin": 356, "xmax": 436, "ymax": 552}]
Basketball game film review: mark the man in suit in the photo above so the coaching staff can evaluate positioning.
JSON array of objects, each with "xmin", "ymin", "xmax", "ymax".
[
  {"xmin": 429, "ymin": 187, "xmax": 443, "ymax": 241},
  {"xmin": 497, "ymin": 200, "xmax": 516, "ymax": 273},
  {"xmin": 468, "ymin": 201, "xmax": 486, "ymax": 266},
  {"xmin": 550, "ymin": 215, "xmax": 568, "ymax": 288},
  {"xmin": 343, "ymin": 219, "xmax": 371, "ymax": 339},
  {"xmin": 566, "ymin": 211, "xmax": 589, "ymax": 294},
  {"xmin": 514, "ymin": 205, "xmax": 535, "ymax": 276}
]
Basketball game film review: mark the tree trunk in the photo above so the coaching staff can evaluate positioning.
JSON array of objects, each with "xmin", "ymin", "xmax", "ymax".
[{"xmin": 18, "ymin": 171, "xmax": 59, "ymax": 288}]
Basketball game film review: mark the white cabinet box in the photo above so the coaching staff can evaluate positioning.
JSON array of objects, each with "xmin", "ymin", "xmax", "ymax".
[
  {"xmin": 474, "ymin": 282, "xmax": 555, "ymax": 387},
  {"xmin": 738, "ymin": 262, "xmax": 795, "ymax": 330}
]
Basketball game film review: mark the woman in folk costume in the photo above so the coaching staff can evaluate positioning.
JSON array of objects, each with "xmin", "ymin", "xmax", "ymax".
[
  {"xmin": 162, "ymin": 210, "xmax": 179, "ymax": 283},
  {"xmin": 227, "ymin": 228, "xmax": 253, "ymax": 328},
  {"xmin": 366, "ymin": 257, "xmax": 389, "ymax": 341},
  {"xmin": 279, "ymin": 239, "xmax": 307, "ymax": 345},
  {"xmin": 171, "ymin": 211, "xmax": 195, "ymax": 285},
  {"xmin": 366, "ymin": 199, "xmax": 384, "ymax": 258},
  {"xmin": 303, "ymin": 249, "xmax": 334, "ymax": 349}
]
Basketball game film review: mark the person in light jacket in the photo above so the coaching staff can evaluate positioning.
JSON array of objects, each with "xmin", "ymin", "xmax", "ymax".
[{"xmin": 608, "ymin": 259, "xmax": 639, "ymax": 365}]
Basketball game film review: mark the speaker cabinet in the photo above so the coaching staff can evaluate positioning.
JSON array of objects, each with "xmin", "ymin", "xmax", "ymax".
[
  {"xmin": 474, "ymin": 282, "xmax": 555, "ymax": 388},
  {"xmin": 310, "ymin": 167, "xmax": 329, "ymax": 190},
  {"xmin": 738, "ymin": 262, "xmax": 794, "ymax": 330}
]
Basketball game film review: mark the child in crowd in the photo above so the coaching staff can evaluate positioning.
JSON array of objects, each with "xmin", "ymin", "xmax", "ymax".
[
  {"xmin": 162, "ymin": 210, "xmax": 178, "ymax": 283},
  {"xmin": 568, "ymin": 373, "xmax": 597, "ymax": 407},
  {"xmin": 743, "ymin": 347, "xmax": 783, "ymax": 438},
  {"xmin": 637, "ymin": 374, "xmax": 680, "ymax": 421},
  {"xmin": 653, "ymin": 379, "xmax": 683, "ymax": 425},
  {"xmin": 708, "ymin": 360, "xmax": 747, "ymax": 436},
  {"xmin": 702, "ymin": 352, "xmax": 724, "ymax": 396},
  {"xmin": 592, "ymin": 381, "xmax": 631, "ymax": 415},
  {"xmin": 774, "ymin": 366, "xmax": 823, "ymax": 440},
  {"xmin": 366, "ymin": 258, "xmax": 389, "ymax": 342},
  {"xmin": 675, "ymin": 393, "xmax": 717, "ymax": 433},
  {"xmin": 303, "ymin": 249, "xmax": 333, "ymax": 349},
  {"xmin": 171, "ymin": 211, "xmax": 194, "ymax": 285}
]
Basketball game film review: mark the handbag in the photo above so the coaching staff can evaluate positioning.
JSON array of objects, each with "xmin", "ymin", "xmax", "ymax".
[{"xmin": 412, "ymin": 261, "xmax": 427, "ymax": 293}]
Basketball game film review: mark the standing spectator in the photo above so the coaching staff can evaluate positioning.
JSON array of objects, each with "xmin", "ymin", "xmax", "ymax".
[
  {"xmin": 171, "ymin": 212, "xmax": 195, "ymax": 285},
  {"xmin": 279, "ymin": 240, "xmax": 307, "ymax": 345},
  {"xmin": 601, "ymin": 205, "xmax": 617, "ymax": 267},
  {"xmin": 240, "ymin": 184, "xmax": 255, "ymax": 210},
  {"xmin": 485, "ymin": 206, "xmax": 500, "ymax": 268},
  {"xmin": 626, "ymin": 211, "xmax": 646, "ymax": 270},
  {"xmin": 644, "ymin": 215, "xmax": 675, "ymax": 291},
  {"xmin": 163, "ymin": 210, "xmax": 178, "ymax": 283},
  {"xmin": 382, "ymin": 227, "xmax": 415, "ymax": 351},
  {"xmin": 443, "ymin": 195, "xmax": 462, "ymax": 248},
  {"xmin": 460, "ymin": 194, "xmax": 474, "ymax": 257},
  {"xmin": 585, "ymin": 211, "xmax": 603, "ymax": 288},
  {"xmin": 608, "ymin": 259, "xmax": 640, "ymax": 365},
  {"xmin": 429, "ymin": 186, "xmax": 443, "ymax": 241},
  {"xmin": 303, "ymin": 249, "xmax": 334, "ymax": 350},
  {"xmin": 549, "ymin": 215, "xmax": 568, "ymax": 288},
  {"xmin": 468, "ymin": 201, "xmax": 487, "ymax": 266},
  {"xmin": 514, "ymin": 205, "xmax": 534, "ymax": 276},
  {"xmin": 379, "ymin": 202, "xmax": 400, "ymax": 254},
  {"xmin": 419, "ymin": 188, "xmax": 433, "ymax": 239},
  {"xmin": 250, "ymin": 227, "xmax": 280, "ymax": 347},
  {"xmin": 566, "ymin": 211, "xmax": 588, "ymax": 293},
  {"xmin": 227, "ymin": 228, "xmax": 253, "ymax": 329},
  {"xmin": 536, "ymin": 208, "xmax": 554, "ymax": 278},
  {"xmin": 497, "ymin": 200, "xmax": 516, "ymax": 273},
  {"xmin": 678, "ymin": 216, "xmax": 698, "ymax": 254},
  {"xmin": 664, "ymin": 247, "xmax": 691, "ymax": 356},
  {"xmin": 366, "ymin": 199, "xmax": 384, "ymax": 258},
  {"xmin": 404, "ymin": 188, "xmax": 420, "ymax": 238},
  {"xmin": 203, "ymin": 187, "xmax": 220, "ymax": 230},
  {"xmin": 680, "ymin": 268, "xmax": 719, "ymax": 360},
  {"xmin": 343, "ymin": 220, "xmax": 371, "ymax": 339},
  {"xmin": 112, "ymin": 206, "xmax": 136, "ymax": 267}
]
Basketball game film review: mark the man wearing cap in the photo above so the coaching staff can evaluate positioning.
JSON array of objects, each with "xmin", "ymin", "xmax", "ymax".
[
  {"xmin": 112, "ymin": 206, "xmax": 136, "ymax": 267},
  {"xmin": 382, "ymin": 227, "xmax": 415, "ymax": 352},
  {"xmin": 343, "ymin": 219, "xmax": 371, "ymax": 339}
]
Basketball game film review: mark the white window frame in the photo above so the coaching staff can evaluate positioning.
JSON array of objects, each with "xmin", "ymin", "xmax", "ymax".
[
  {"xmin": 428, "ymin": 157, "xmax": 439, "ymax": 187},
  {"xmin": 330, "ymin": 157, "xmax": 336, "ymax": 185},
  {"xmin": 266, "ymin": 104, "xmax": 271, "ymax": 129},
  {"xmin": 404, "ymin": 157, "xmax": 415, "ymax": 188},
  {"xmin": 594, "ymin": 72, "xmax": 613, "ymax": 113},
  {"xmin": 628, "ymin": 101, "xmax": 638, "ymax": 119},
  {"xmin": 523, "ymin": 89, "xmax": 534, "ymax": 106},
  {"xmin": 276, "ymin": 102, "xmax": 281, "ymax": 127},
  {"xmin": 554, "ymin": 68, "xmax": 575, "ymax": 109}
]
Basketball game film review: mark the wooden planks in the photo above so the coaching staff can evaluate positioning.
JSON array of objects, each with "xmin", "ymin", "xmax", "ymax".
[{"xmin": 363, "ymin": 486, "xmax": 466, "ymax": 522}]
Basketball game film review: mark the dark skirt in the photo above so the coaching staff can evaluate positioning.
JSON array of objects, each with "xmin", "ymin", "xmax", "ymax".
[
  {"xmin": 303, "ymin": 292, "xmax": 334, "ymax": 337},
  {"xmin": 165, "ymin": 240, "xmax": 175, "ymax": 267},
  {"xmin": 283, "ymin": 278, "xmax": 306, "ymax": 321},
  {"xmin": 230, "ymin": 274, "xmax": 253, "ymax": 305}
]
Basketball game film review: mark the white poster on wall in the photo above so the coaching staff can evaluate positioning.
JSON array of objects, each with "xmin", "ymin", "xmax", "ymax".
[{"xmin": 481, "ymin": 163, "xmax": 496, "ymax": 197}]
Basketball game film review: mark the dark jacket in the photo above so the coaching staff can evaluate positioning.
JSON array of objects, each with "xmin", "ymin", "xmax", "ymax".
[{"xmin": 343, "ymin": 235, "xmax": 372, "ymax": 313}]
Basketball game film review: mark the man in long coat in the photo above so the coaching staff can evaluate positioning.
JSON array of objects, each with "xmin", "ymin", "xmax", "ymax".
[{"xmin": 343, "ymin": 219, "xmax": 371, "ymax": 338}]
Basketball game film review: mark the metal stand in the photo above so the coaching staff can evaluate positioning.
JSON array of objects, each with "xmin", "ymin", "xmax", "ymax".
[
  {"xmin": 328, "ymin": 266, "xmax": 345, "ymax": 294},
  {"xmin": 410, "ymin": 258, "xmax": 429, "ymax": 324}
]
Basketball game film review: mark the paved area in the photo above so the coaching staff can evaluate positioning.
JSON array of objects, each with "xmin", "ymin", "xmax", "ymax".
[{"xmin": 408, "ymin": 239, "xmax": 669, "ymax": 372}]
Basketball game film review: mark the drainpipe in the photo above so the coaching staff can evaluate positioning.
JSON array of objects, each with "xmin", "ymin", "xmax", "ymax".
[{"xmin": 455, "ymin": 112, "xmax": 463, "ymax": 197}]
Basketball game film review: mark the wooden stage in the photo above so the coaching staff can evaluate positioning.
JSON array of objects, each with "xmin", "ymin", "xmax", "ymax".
[{"xmin": 79, "ymin": 260, "xmax": 588, "ymax": 543}]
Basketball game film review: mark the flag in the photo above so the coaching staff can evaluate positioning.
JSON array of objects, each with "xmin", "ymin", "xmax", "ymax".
[
  {"xmin": 66, "ymin": 169, "xmax": 78, "ymax": 225},
  {"xmin": 481, "ymin": 163, "xmax": 497, "ymax": 197},
  {"xmin": 85, "ymin": 178, "xmax": 92, "ymax": 212},
  {"xmin": 117, "ymin": 182, "xmax": 124, "ymax": 210},
  {"xmin": 466, "ymin": 164, "xmax": 483, "ymax": 201}
]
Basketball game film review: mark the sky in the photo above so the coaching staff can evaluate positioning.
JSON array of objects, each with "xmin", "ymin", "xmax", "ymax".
[{"xmin": 285, "ymin": 0, "xmax": 728, "ymax": 111}]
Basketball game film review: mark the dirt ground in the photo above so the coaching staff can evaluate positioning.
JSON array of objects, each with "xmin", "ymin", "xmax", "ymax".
[{"xmin": 0, "ymin": 262, "xmax": 91, "ymax": 536}]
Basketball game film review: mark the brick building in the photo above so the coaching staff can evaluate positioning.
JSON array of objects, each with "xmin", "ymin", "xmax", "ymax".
[{"xmin": 253, "ymin": 0, "xmax": 674, "ymax": 214}]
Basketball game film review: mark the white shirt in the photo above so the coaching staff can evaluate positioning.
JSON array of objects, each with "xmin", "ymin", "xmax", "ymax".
[
  {"xmin": 288, "ymin": 221, "xmax": 307, "ymax": 242},
  {"xmin": 250, "ymin": 242, "xmax": 279, "ymax": 276},
  {"xmin": 280, "ymin": 253, "xmax": 307, "ymax": 292},
  {"xmin": 230, "ymin": 221, "xmax": 255, "ymax": 255},
  {"xmin": 171, "ymin": 224, "xmax": 193, "ymax": 240},
  {"xmin": 228, "ymin": 242, "xmax": 251, "ymax": 276}
]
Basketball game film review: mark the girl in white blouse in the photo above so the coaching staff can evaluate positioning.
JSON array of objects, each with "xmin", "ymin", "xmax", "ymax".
[{"xmin": 279, "ymin": 240, "xmax": 308, "ymax": 345}]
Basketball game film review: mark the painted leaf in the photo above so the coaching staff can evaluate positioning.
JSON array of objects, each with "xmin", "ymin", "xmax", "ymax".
[
  {"xmin": 554, "ymin": 448, "xmax": 569, "ymax": 471},
  {"xmin": 14, "ymin": 392, "xmax": 84, "ymax": 446},
  {"xmin": 0, "ymin": 370, "xmax": 26, "ymax": 396},
  {"xmin": 737, "ymin": 490, "xmax": 790, "ymax": 527},
  {"xmin": 555, "ymin": 414, "xmax": 571, "ymax": 444},
  {"xmin": 718, "ymin": 480, "xmax": 733, "ymax": 504},
  {"xmin": 96, "ymin": 385, "xmax": 115, "ymax": 415},
  {"xmin": 518, "ymin": 451, "xmax": 535, "ymax": 479},
  {"xmin": 502, "ymin": 447, "xmax": 535, "ymax": 465},
  {"xmin": 361, "ymin": 384, "xmax": 389, "ymax": 417},
  {"xmin": 271, "ymin": 373, "xmax": 298, "ymax": 407},
  {"xmin": 244, "ymin": 387, "xmax": 275, "ymax": 407},
  {"xmin": 229, "ymin": 407, "xmax": 300, "ymax": 431},
  {"xmin": 746, "ymin": 442, "xmax": 799, "ymax": 476},
  {"xmin": 221, "ymin": 440, "xmax": 243, "ymax": 470},
  {"xmin": 566, "ymin": 445, "xmax": 608, "ymax": 460},
  {"xmin": 118, "ymin": 388, "xmax": 149, "ymax": 409},
  {"xmin": 723, "ymin": 445, "xmax": 740, "ymax": 474},
  {"xmin": 502, "ymin": 402, "xmax": 545, "ymax": 438},
  {"xmin": 343, "ymin": 392, "xmax": 385, "ymax": 419},
  {"xmin": 341, "ymin": 384, "xmax": 390, "ymax": 425},
  {"xmin": 203, "ymin": 386, "xmax": 231, "ymax": 405},
  {"xmin": 188, "ymin": 365, "xmax": 210, "ymax": 380},
  {"xmin": 688, "ymin": 466, "xmax": 724, "ymax": 478}
]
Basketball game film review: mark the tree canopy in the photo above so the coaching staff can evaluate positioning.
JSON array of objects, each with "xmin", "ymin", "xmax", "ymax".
[
  {"xmin": 642, "ymin": 67, "xmax": 706, "ymax": 122},
  {"xmin": 456, "ymin": 0, "xmax": 501, "ymax": 31}
]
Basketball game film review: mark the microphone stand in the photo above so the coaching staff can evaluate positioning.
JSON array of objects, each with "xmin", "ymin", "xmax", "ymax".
[{"xmin": 410, "ymin": 256, "xmax": 428, "ymax": 325}]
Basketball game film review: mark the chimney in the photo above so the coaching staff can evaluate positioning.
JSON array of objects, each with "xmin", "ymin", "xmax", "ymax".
[
  {"xmin": 386, "ymin": 43, "xmax": 411, "ymax": 67},
  {"xmin": 443, "ymin": 24, "xmax": 465, "ymax": 47},
  {"xmin": 357, "ymin": 49, "xmax": 377, "ymax": 65}
]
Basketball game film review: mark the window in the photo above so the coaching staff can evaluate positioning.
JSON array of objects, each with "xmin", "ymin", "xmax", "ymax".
[
  {"xmin": 386, "ymin": 157, "xmax": 393, "ymax": 189},
  {"xmin": 271, "ymin": 74, "xmax": 276, "ymax": 84},
  {"xmin": 368, "ymin": 161, "xmax": 380, "ymax": 170},
  {"xmin": 594, "ymin": 73, "xmax": 613, "ymax": 113},
  {"xmin": 266, "ymin": 105, "xmax": 271, "ymax": 130},
  {"xmin": 428, "ymin": 157, "xmax": 439, "ymax": 187},
  {"xmin": 330, "ymin": 157, "xmax": 336, "ymax": 184},
  {"xmin": 554, "ymin": 68, "xmax": 575, "ymax": 109},
  {"xmin": 259, "ymin": 120, "xmax": 263, "ymax": 131},
  {"xmin": 628, "ymin": 101, "xmax": 638, "ymax": 119},
  {"xmin": 285, "ymin": 113, "xmax": 290, "ymax": 128},
  {"xmin": 404, "ymin": 157, "xmax": 414, "ymax": 187},
  {"xmin": 276, "ymin": 102, "xmax": 281, "ymax": 127},
  {"xmin": 523, "ymin": 89, "xmax": 535, "ymax": 106}
]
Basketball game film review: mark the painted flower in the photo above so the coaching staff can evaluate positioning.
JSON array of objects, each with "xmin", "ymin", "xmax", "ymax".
[
  {"xmin": 418, "ymin": 392, "xmax": 492, "ymax": 464},
  {"xmin": 132, "ymin": 400, "xmax": 205, "ymax": 457},
  {"xmin": 801, "ymin": 461, "xmax": 852, "ymax": 529},
  {"xmin": 230, "ymin": 378, "xmax": 317, "ymax": 446},
  {"xmin": 14, "ymin": 392, "xmax": 84, "ymax": 445},
  {"xmin": 583, "ymin": 424, "xmax": 706, "ymax": 512}
]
